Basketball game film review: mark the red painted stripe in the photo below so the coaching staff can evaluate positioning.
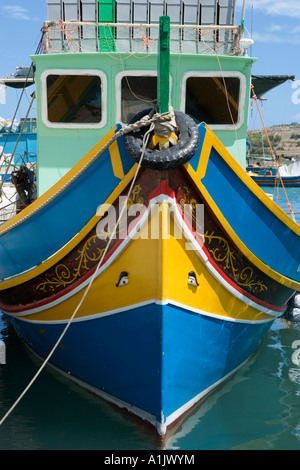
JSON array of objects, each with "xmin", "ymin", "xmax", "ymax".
[{"xmin": 0, "ymin": 185, "xmax": 287, "ymax": 315}]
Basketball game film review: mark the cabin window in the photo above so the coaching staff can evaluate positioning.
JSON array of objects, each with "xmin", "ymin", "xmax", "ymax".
[
  {"xmin": 120, "ymin": 75, "xmax": 157, "ymax": 123},
  {"xmin": 41, "ymin": 70, "xmax": 107, "ymax": 128},
  {"xmin": 183, "ymin": 73, "xmax": 243, "ymax": 127}
]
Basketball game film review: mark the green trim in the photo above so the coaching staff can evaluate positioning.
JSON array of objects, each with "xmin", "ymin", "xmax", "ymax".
[
  {"xmin": 157, "ymin": 16, "xmax": 170, "ymax": 114},
  {"xmin": 98, "ymin": 0, "xmax": 116, "ymax": 52}
]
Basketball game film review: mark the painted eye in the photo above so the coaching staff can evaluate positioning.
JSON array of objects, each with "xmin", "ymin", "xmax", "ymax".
[
  {"xmin": 116, "ymin": 271, "xmax": 129, "ymax": 287},
  {"xmin": 188, "ymin": 271, "xmax": 199, "ymax": 286}
]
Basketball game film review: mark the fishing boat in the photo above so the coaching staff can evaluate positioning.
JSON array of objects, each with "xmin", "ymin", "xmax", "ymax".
[
  {"xmin": 247, "ymin": 161, "xmax": 300, "ymax": 187},
  {"xmin": 0, "ymin": 0, "xmax": 299, "ymax": 440},
  {"xmin": 0, "ymin": 66, "xmax": 35, "ymax": 89}
]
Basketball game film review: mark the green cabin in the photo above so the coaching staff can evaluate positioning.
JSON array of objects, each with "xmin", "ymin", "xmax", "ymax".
[{"xmin": 33, "ymin": 0, "xmax": 253, "ymax": 195}]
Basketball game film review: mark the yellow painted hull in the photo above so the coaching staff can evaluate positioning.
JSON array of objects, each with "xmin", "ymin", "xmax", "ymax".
[{"xmin": 13, "ymin": 202, "xmax": 274, "ymax": 325}]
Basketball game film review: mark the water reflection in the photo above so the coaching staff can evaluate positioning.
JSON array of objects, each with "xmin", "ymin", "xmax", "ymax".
[
  {"xmin": 0, "ymin": 314, "xmax": 299, "ymax": 450},
  {"xmin": 166, "ymin": 318, "xmax": 300, "ymax": 450}
]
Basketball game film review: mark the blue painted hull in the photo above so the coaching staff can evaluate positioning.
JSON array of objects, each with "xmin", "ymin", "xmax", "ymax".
[
  {"xmin": 198, "ymin": 144, "xmax": 300, "ymax": 283},
  {"xmin": 6, "ymin": 303, "xmax": 271, "ymax": 435},
  {"xmin": 0, "ymin": 129, "xmax": 135, "ymax": 281}
]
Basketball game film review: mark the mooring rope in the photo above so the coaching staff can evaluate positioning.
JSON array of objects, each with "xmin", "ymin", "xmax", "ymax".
[{"xmin": 0, "ymin": 117, "xmax": 157, "ymax": 427}]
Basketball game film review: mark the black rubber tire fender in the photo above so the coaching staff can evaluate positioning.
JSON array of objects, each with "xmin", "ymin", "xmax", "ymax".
[{"xmin": 124, "ymin": 108, "xmax": 200, "ymax": 170}]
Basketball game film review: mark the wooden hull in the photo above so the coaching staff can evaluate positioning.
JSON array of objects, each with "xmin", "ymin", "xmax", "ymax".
[{"xmin": 1, "ymin": 122, "xmax": 299, "ymax": 438}]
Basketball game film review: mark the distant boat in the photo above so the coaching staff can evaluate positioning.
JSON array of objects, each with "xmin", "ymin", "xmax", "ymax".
[
  {"xmin": 247, "ymin": 160, "xmax": 300, "ymax": 187},
  {"xmin": 0, "ymin": 66, "xmax": 34, "ymax": 89},
  {"xmin": 0, "ymin": 118, "xmax": 37, "ymax": 160}
]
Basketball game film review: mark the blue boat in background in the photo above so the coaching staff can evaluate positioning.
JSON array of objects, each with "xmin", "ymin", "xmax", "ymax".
[
  {"xmin": 0, "ymin": 118, "xmax": 37, "ymax": 218},
  {"xmin": 0, "ymin": 119, "xmax": 37, "ymax": 152},
  {"xmin": 247, "ymin": 161, "xmax": 300, "ymax": 187},
  {"xmin": 0, "ymin": 119, "xmax": 37, "ymax": 165}
]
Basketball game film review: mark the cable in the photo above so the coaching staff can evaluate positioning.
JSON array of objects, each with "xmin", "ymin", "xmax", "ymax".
[{"xmin": 251, "ymin": 84, "xmax": 296, "ymax": 222}]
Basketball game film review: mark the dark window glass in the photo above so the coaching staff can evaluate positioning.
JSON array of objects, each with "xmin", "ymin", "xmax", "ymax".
[
  {"xmin": 46, "ymin": 74, "xmax": 101, "ymax": 123},
  {"xmin": 121, "ymin": 76, "xmax": 157, "ymax": 123},
  {"xmin": 185, "ymin": 76, "xmax": 240, "ymax": 125}
]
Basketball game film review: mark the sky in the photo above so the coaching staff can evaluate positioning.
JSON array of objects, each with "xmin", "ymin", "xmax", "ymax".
[{"xmin": 0, "ymin": 0, "xmax": 300, "ymax": 130}]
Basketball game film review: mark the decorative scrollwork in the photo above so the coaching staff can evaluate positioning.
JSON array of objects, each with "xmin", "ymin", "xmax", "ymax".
[
  {"xmin": 127, "ymin": 184, "xmax": 144, "ymax": 208},
  {"xmin": 204, "ymin": 230, "xmax": 268, "ymax": 293},
  {"xmin": 36, "ymin": 235, "xmax": 105, "ymax": 293},
  {"xmin": 177, "ymin": 184, "xmax": 268, "ymax": 294},
  {"xmin": 36, "ymin": 172, "xmax": 267, "ymax": 297},
  {"xmin": 36, "ymin": 185, "xmax": 145, "ymax": 295}
]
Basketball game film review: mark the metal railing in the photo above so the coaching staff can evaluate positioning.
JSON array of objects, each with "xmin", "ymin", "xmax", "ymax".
[{"xmin": 42, "ymin": 20, "xmax": 243, "ymax": 56}]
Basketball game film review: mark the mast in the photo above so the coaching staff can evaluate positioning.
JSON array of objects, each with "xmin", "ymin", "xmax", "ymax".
[
  {"xmin": 241, "ymin": 0, "xmax": 247, "ymax": 32},
  {"xmin": 157, "ymin": 15, "xmax": 170, "ymax": 115}
]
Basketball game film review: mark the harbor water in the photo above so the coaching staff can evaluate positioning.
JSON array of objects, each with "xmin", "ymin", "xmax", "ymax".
[{"xmin": 0, "ymin": 187, "xmax": 299, "ymax": 451}]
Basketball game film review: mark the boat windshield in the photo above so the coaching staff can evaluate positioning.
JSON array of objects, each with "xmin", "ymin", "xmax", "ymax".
[
  {"xmin": 184, "ymin": 75, "xmax": 240, "ymax": 125},
  {"xmin": 46, "ymin": 74, "xmax": 102, "ymax": 123},
  {"xmin": 120, "ymin": 75, "xmax": 157, "ymax": 123}
]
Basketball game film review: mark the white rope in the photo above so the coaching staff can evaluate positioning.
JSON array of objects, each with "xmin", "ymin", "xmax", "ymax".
[{"xmin": 0, "ymin": 119, "xmax": 155, "ymax": 427}]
